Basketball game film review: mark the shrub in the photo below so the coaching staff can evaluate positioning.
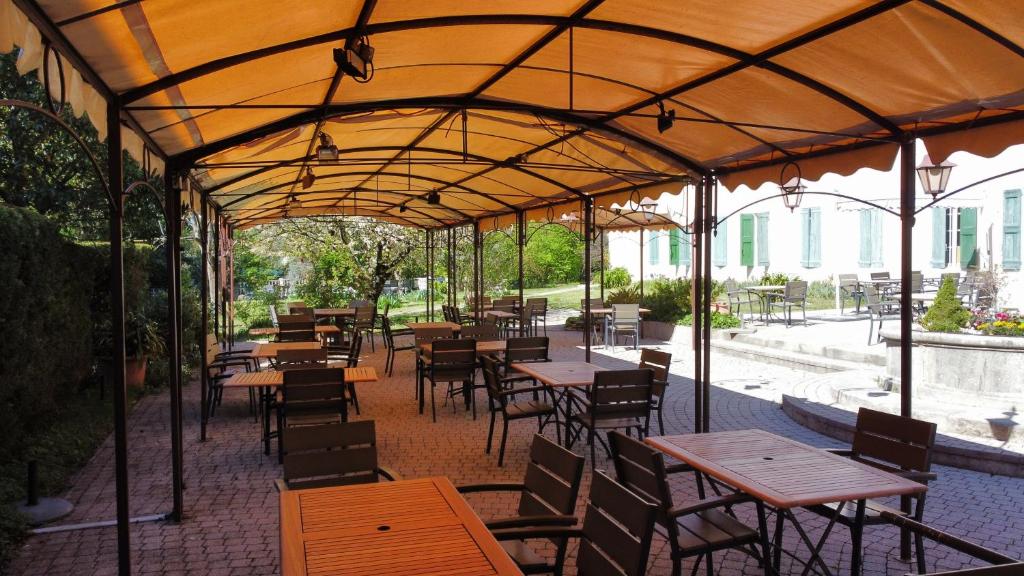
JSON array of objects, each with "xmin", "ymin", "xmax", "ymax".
[
  {"xmin": 640, "ymin": 277, "xmax": 692, "ymax": 323},
  {"xmin": 679, "ymin": 311, "xmax": 742, "ymax": 329},
  {"xmin": 808, "ymin": 279, "xmax": 836, "ymax": 300},
  {"xmin": 920, "ymin": 277, "xmax": 970, "ymax": 333},
  {"xmin": 603, "ymin": 266, "xmax": 632, "ymax": 289},
  {"xmin": 605, "ymin": 284, "xmax": 641, "ymax": 304},
  {"xmin": 759, "ymin": 272, "xmax": 799, "ymax": 286}
]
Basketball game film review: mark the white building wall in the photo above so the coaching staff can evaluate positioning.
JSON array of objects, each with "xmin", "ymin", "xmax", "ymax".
[{"xmin": 607, "ymin": 144, "xmax": 1024, "ymax": 308}]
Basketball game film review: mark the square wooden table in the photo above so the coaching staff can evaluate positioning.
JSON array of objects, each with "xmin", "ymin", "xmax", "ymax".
[
  {"xmin": 248, "ymin": 325, "xmax": 340, "ymax": 337},
  {"xmin": 407, "ymin": 321, "xmax": 462, "ymax": 332},
  {"xmin": 646, "ymin": 430, "xmax": 926, "ymax": 575},
  {"xmin": 280, "ymin": 477, "xmax": 523, "ymax": 576},
  {"xmin": 313, "ymin": 307, "xmax": 356, "ymax": 319},
  {"xmin": 508, "ymin": 361, "xmax": 606, "ymax": 388},
  {"xmin": 419, "ymin": 340, "xmax": 506, "ymax": 356},
  {"xmin": 222, "ymin": 366, "xmax": 377, "ymax": 388},
  {"xmin": 249, "ymin": 341, "xmax": 323, "ymax": 359}
]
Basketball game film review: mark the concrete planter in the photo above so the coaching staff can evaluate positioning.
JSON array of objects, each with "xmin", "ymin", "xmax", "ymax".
[
  {"xmin": 641, "ymin": 320, "xmax": 676, "ymax": 341},
  {"xmin": 879, "ymin": 327, "xmax": 1024, "ymax": 396}
]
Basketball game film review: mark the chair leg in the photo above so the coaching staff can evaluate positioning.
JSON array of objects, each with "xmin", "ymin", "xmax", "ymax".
[
  {"xmin": 348, "ymin": 383, "xmax": 360, "ymax": 415},
  {"xmin": 915, "ymin": 533, "xmax": 927, "ymax": 574},
  {"xmin": 486, "ymin": 409, "xmax": 496, "ymax": 454},
  {"xmin": 498, "ymin": 418, "xmax": 509, "ymax": 467},
  {"xmin": 430, "ymin": 382, "xmax": 437, "ymax": 422}
]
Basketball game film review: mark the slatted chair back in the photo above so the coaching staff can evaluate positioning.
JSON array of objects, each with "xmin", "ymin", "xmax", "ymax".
[
  {"xmin": 608, "ymin": 431, "xmax": 674, "ymax": 529},
  {"xmin": 850, "ymin": 407, "xmax": 937, "ymax": 474},
  {"xmin": 518, "ymin": 434, "xmax": 585, "ymax": 518},
  {"xmin": 429, "ymin": 338, "xmax": 477, "ymax": 382},
  {"xmin": 282, "ymin": 420, "xmax": 381, "ymax": 489},
  {"xmin": 344, "ymin": 333, "xmax": 363, "ymax": 368},
  {"xmin": 581, "ymin": 298, "xmax": 605, "ymax": 309},
  {"xmin": 611, "ymin": 303, "xmax": 640, "ymax": 325},
  {"xmin": 496, "ymin": 296, "xmax": 519, "ymax": 306},
  {"xmin": 590, "ymin": 369, "xmax": 653, "ymax": 423},
  {"xmin": 353, "ymin": 306, "xmax": 375, "ymax": 330},
  {"xmin": 870, "ymin": 272, "xmax": 891, "ymax": 280},
  {"xmin": 413, "ymin": 326, "xmax": 454, "ymax": 345},
  {"xmin": 864, "ymin": 284, "xmax": 882, "ymax": 308},
  {"xmin": 278, "ymin": 313, "xmax": 313, "ymax": 325},
  {"xmin": 783, "ymin": 280, "xmax": 808, "ymax": 301},
  {"xmin": 281, "ymin": 367, "xmax": 347, "ymax": 423},
  {"xmin": 638, "ymin": 349, "xmax": 671, "ymax": 398},
  {"xmin": 286, "ymin": 301, "xmax": 307, "ymax": 313},
  {"xmin": 504, "ymin": 336, "xmax": 549, "ymax": 366},
  {"xmin": 461, "ymin": 323, "xmax": 499, "ymax": 341},
  {"xmin": 838, "ymin": 274, "xmax": 860, "ymax": 290},
  {"xmin": 911, "ymin": 271, "xmax": 924, "ymax": 293},
  {"xmin": 480, "ymin": 355, "xmax": 507, "ymax": 409},
  {"xmin": 451, "ymin": 306, "xmax": 471, "ymax": 325},
  {"xmin": 277, "ymin": 348, "xmax": 328, "ymax": 368},
  {"xmin": 381, "ymin": 316, "xmax": 400, "ymax": 348},
  {"xmin": 440, "ymin": 305, "xmax": 452, "ymax": 322},
  {"xmin": 277, "ymin": 327, "xmax": 317, "ymax": 342},
  {"xmin": 492, "ymin": 302, "xmax": 515, "ymax": 314},
  {"xmin": 527, "ymin": 297, "xmax": 547, "ymax": 312},
  {"xmin": 577, "ymin": 470, "xmax": 658, "ymax": 576}
]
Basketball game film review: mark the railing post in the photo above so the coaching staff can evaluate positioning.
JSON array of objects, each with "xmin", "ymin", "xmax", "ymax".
[
  {"xmin": 164, "ymin": 169, "xmax": 183, "ymax": 522},
  {"xmin": 583, "ymin": 198, "xmax": 593, "ymax": 363},
  {"xmin": 899, "ymin": 135, "xmax": 917, "ymax": 561}
]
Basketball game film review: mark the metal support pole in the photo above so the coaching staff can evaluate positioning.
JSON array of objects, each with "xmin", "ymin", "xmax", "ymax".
[
  {"xmin": 213, "ymin": 213, "xmax": 221, "ymax": 341},
  {"xmin": 639, "ymin": 229, "xmax": 645, "ymax": 300},
  {"xmin": 163, "ymin": 170, "xmax": 183, "ymax": 522},
  {"xmin": 517, "ymin": 210, "xmax": 525, "ymax": 335},
  {"xmin": 107, "ymin": 100, "xmax": 132, "ymax": 576},
  {"xmin": 702, "ymin": 176, "xmax": 715, "ymax": 433},
  {"xmin": 692, "ymin": 177, "xmax": 704, "ymax": 434},
  {"xmin": 584, "ymin": 199, "xmax": 593, "ymax": 363},
  {"xmin": 228, "ymin": 227, "xmax": 235, "ymax": 346},
  {"xmin": 899, "ymin": 135, "xmax": 916, "ymax": 561},
  {"xmin": 599, "ymin": 230, "xmax": 605, "ymax": 301},
  {"xmin": 473, "ymin": 222, "xmax": 481, "ymax": 321},
  {"xmin": 199, "ymin": 192, "xmax": 209, "ymax": 442}
]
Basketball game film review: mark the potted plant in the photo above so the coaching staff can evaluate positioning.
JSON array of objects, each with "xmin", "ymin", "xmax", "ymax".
[{"xmin": 124, "ymin": 313, "xmax": 166, "ymax": 389}]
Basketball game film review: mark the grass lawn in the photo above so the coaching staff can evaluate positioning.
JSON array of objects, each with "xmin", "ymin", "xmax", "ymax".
[{"xmin": 386, "ymin": 283, "xmax": 604, "ymax": 324}]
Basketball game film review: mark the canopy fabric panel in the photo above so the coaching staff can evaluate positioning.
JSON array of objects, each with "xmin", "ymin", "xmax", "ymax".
[{"xmin": 5, "ymin": 0, "xmax": 1024, "ymax": 227}]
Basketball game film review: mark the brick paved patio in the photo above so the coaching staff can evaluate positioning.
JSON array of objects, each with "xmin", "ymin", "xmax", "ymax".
[{"xmin": 9, "ymin": 328, "xmax": 1024, "ymax": 575}]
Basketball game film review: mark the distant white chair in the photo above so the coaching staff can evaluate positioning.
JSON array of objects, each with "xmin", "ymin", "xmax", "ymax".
[{"xmin": 605, "ymin": 303, "xmax": 640, "ymax": 350}]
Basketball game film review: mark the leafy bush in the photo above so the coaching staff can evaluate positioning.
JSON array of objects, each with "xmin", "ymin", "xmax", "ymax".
[
  {"xmin": 758, "ymin": 272, "xmax": 799, "ymax": 286},
  {"xmin": 640, "ymin": 277, "xmax": 692, "ymax": 323},
  {"xmin": 603, "ymin": 266, "xmax": 632, "ymax": 289},
  {"xmin": 920, "ymin": 277, "xmax": 970, "ymax": 333},
  {"xmin": 807, "ymin": 279, "xmax": 835, "ymax": 300},
  {"xmin": 295, "ymin": 250, "xmax": 356, "ymax": 307},
  {"xmin": 679, "ymin": 311, "xmax": 742, "ymax": 329},
  {"xmin": 605, "ymin": 284, "xmax": 641, "ymax": 304}
]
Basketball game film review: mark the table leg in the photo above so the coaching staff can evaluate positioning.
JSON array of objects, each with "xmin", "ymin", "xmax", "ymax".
[
  {"xmin": 262, "ymin": 385, "xmax": 271, "ymax": 455},
  {"xmin": 850, "ymin": 500, "xmax": 866, "ymax": 576}
]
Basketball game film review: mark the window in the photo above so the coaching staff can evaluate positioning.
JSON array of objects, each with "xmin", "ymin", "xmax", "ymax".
[
  {"xmin": 930, "ymin": 207, "xmax": 948, "ymax": 268},
  {"xmin": 740, "ymin": 214, "xmax": 754, "ymax": 267},
  {"xmin": 858, "ymin": 209, "xmax": 883, "ymax": 268},
  {"xmin": 932, "ymin": 207, "xmax": 980, "ymax": 269},
  {"xmin": 669, "ymin": 228, "xmax": 680, "ymax": 265},
  {"xmin": 960, "ymin": 207, "xmax": 978, "ymax": 269},
  {"xmin": 713, "ymin": 220, "xmax": 727, "ymax": 267},
  {"xmin": 647, "ymin": 230, "xmax": 659, "ymax": 264},
  {"xmin": 801, "ymin": 207, "xmax": 821, "ymax": 268},
  {"xmin": 756, "ymin": 213, "xmax": 770, "ymax": 266},
  {"xmin": 679, "ymin": 230, "xmax": 691, "ymax": 266},
  {"xmin": 1004, "ymin": 189, "xmax": 1021, "ymax": 271}
]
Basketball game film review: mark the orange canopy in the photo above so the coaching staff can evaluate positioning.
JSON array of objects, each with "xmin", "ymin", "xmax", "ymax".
[{"xmin": 4, "ymin": 0, "xmax": 1023, "ymax": 228}]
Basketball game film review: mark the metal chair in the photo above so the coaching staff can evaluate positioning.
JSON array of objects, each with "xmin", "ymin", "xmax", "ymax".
[
  {"xmin": 567, "ymin": 368, "xmax": 653, "ymax": 468},
  {"xmin": 491, "ymin": 470, "xmax": 658, "ymax": 576},
  {"xmin": 865, "ymin": 285, "xmax": 899, "ymax": 344},
  {"xmin": 527, "ymin": 297, "xmax": 548, "ymax": 336},
  {"xmin": 605, "ymin": 303, "xmax": 640, "ymax": 350},
  {"xmin": 420, "ymin": 337, "xmax": 477, "ymax": 422},
  {"xmin": 276, "ymin": 367, "xmax": 348, "ymax": 462},
  {"xmin": 479, "ymin": 356, "xmax": 559, "ymax": 466},
  {"xmin": 870, "ymin": 271, "xmax": 891, "ymax": 280},
  {"xmin": 639, "ymin": 349, "xmax": 672, "ymax": 435},
  {"xmin": 413, "ymin": 326, "xmax": 454, "ymax": 401},
  {"xmin": 461, "ymin": 323, "xmax": 500, "ymax": 341},
  {"xmin": 838, "ymin": 274, "xmax": 865, "ymax": 314},
  {"xmin": 768, "ymin": 280, "xmax": 808, "ymax": 326},
  {"xmin": 500, "ymin": 336, "xmax": 550, "ymax": 389},
  {"xmin": 803, "ymin": 407, "xmax": 937, "ymax": 574},
  {"xmin": 352, "ymin": 305, "xmax": 376, "ymax": 351},
  {"xmin": 724, "ymin": 279, "xmax": 758, "ymax": 321},
  {"xmin": 381, "ymin": 316, "xmax": 414, "ymax": 376},
  {"xmin": 459, "ymin": 434, "xmax": 584, "ymax": 574},
  {"xmin": 275, "ymin": 420, "xmax": 398, "ymax": 491},
  {"xmin": 609, "ymin": 431, "xmax": 770, "ymax": 576}
]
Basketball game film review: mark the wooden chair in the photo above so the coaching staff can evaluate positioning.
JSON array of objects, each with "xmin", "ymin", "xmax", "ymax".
[
  {"xmin": 638, "ymin": 349, "xmax": 672, "ymax": 435},
  {"xmin": 329, "ymin": 334, "xmax": 363, "ymax": 415},
  {"xmin": 605, "ymin": 303, "xmax": 640, "ymax": 350},
  {"xmin": 768, "ymin": 280, "xmax": 808, "ymax": 326},
  {"xmin": 276, "ymin": 315, "xmax": 317, "ymax": 343},
  {"xmin": 204, "ymin": 336, "xmax": 253, "ymax": 417},
  {"xmin": 276, "ymin": 420, "xmax": 398, "ymax": 491},
  {"xmin": 608, "ymin": 431, "xmax": 769, "ymax": 576},
  {"xmin": 492, "ymin": 470, "xmax": 658, "ymax": 576},
  {"xmin": 276, "ymin": 367, "xmax": 347, "ymax": 461},
  {"xmin": 479, "ymin": 356, "xmax": 559, "ymax": 466},
  {"xmin": 461, "ymin": 323, "xmax": 500, "ymax": 341},
  {"xmin": 413, "ymin": 326, "xmax": 454, "ymax": 400},
  {"xmin": 352, "ymin": 305, "xmax": 376, "ymax": 351},
  {"xmin": 500, "ymin": 336, "xmax": 550, "ymax": 389},
  {"xmin": 527, "ymin": 297, "xmax": 548, "ymax": 335},
  {"xmin": 381, "ymin": 316, "xmax": 414, "ymax": 376},
  {"xmin": 803, "ymin": 407, "xmax": 938, "ymax": 574},
  {"xmin": 724, "ymin": 279, "xmax": 758, "ymax": 321},
  {"xmin": 567, "ymin": 369, "xmax": 653, "ymax": 468},
  {"xmin": 838, "ymin": 274, "xmax": 864, "ymax": 314},
  {"xmin": 459, "ymin": 434, "xmax": 584, "ymax": 574},
  {"xmin": 420, "ymin": 338, "xmax": 477, "ymax": 422}
]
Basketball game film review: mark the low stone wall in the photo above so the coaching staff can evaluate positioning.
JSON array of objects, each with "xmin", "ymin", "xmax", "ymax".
[{"xmin": 879, "ymin": 327, "xmax": 1024, "ymax": 396}]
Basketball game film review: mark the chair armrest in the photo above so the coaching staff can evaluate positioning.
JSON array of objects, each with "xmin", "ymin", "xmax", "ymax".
[
  {"xmin": 491, "ymin": 526, "xmax": 583, "ymax": 542},
  {"xmin": 274, "ymin": 478, "xmax": 289, "ymax": 493},
  {"xmin": 823, "ymin": 448, "xmax": 854, "ymax": 457},
  {"xmin": 456, "ymin": 482, "xmax": 527, "ymax": 494},
  {"xmin": 665, "ymin": 462, "xmax": 695, "ymax": 475},
  {"xmin": 485, "ymin": 515, "xmax": 577, "ymax": 530},
  {"xmin": 499, "ymin": 386, "xmax": 549, "ymax": 398},
  {"xmin": 893, "ymin": 470, "xmax": 937, "ymax": 482},
  {"xmin": 667, "ymin": 493, "xmax": 754, "ymax": 519},
  {"xmin": 377, "ymin": 466, "xmax": 401, "ymax": 482}
]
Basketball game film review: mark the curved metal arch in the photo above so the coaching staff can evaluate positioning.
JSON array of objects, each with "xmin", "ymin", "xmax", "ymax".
[
  {"xmin": 716, "ymin": 191, "xmax": 901, "ymax": 227},
  {"xmin": 230, "ymin": 197, "xmax": 435, "ymax": 229},
  {"xmin": 915, "ymin": 166, "xmax": 1024, "ymax": 215},
  {"xmin": 231, "ymin": 191, "xmax": 454, "ymax": 229},
  {"xmin": 0, "ymin": 99, "xmax": 114, "ymax": 209},
  {"xmin": 121, "ymin": 13, "xmax": 900, "ymax": 136}
]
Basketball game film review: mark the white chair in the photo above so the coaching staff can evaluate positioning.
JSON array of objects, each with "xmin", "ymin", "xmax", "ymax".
[{"xmin": 605, "ymin": 303, "xmax": 640, "ymax": 350}]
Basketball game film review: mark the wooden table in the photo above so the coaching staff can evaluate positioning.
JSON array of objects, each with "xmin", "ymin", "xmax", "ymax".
[
  {"xmin": 509, "ymin": 361, "xmax": 606, "ymax": 388},
  {"xmin": 745, "ymin": 286, "xmax": 786, "ymax": 323},
  {"xmin": 647, "ymin": 430, "xmax": 926, "ymax": 575},
  {"xmin": 585, "ymin": 307, "xmax": 651, "ymax": 316},
  {"xmin": 419, "ymin": 340, "xmax": 506, "ymax": 355},
  {"xmin": 280, "ymin": 477, "xmax": 523, "ymax": 576},
  {"xmin": 249, "ymin": 341, "xmax": 323, "ymax": 359},
  {"xmin": 222, "ymin": 366, "xmax": 377, "ymax": 388},
  {"xmin": 313, "ymin": 307, "xmax": 355, "ymax": 318},
  {"xmin": 407, "ymin": 321, "xmax": 462, "ymax": 332},
  {"xmin": 248, "ymin": 325, "xmax": 340, "ymax": 337}
]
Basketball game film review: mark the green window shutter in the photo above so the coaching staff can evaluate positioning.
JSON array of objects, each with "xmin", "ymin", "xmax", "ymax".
[
  {"xmin": 713, "ymin": 220, "xmax": 727, "ymax": 267},
  {"xmin": 801, "ymin": 208, "xmax": 821, "ymax": 268},
  {"xmin": 756, "ymin": 213, "xmax": 769, "ymax": 266},
  {"xmin": 740, "ymin": 214, "xmax": 754, "ymax": 266},
  {"xmin": 858, "ymin": 210, "xmax": 872, "ymax": 267},
  {"xmin": 669, "ymin": 228, "xmax": 680, "ymax": 265},
  {"xmin": 680, "ymin": 231, "xmax": 691, "ymax": 265},
  {"xmin": 1004, "ymin": 190, "xmax": 1021, "ymax": 271},
  {"xmin": 871, "ymin": 209, "xmax": 883, "ymax": 267},
  {"xmin": 930, "ymin": 207, "xmax": 947, "ymax": 268},
  {"xmin": 960, "ymin": 207, "xmax": 978, "ymax": 269},
  {"xmin": 648, "ymin": 230, "xmax": 659, "ymax": 264}
]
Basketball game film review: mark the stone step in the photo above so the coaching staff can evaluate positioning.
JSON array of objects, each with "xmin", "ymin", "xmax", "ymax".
[
  {"xmin": 710, "ymin": 338, "xmax": 872, "ymax": 374},
  {"xmin": 725, "ymin": 329, "xmax": 886, "ymax": 367}
]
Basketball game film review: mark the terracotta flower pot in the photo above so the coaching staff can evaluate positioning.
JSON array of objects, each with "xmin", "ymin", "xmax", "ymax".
[{"xmin": 125, "ymin": 356, "xmax": 148, "ymax": 389}]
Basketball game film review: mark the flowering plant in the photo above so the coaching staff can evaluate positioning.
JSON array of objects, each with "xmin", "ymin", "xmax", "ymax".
[{"xmin": 970, "ymin": 309, "xmax": 1024, "ymax": 337}]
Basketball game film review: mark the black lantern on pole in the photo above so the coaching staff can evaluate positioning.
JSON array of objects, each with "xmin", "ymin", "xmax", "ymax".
[
  {"xmin": 779, "ymin": 160, "xmax": 804, "ymax": 212},
  {"xmin": 916, "ymin": 155, "xmax": 955, "ymax": 199}
]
